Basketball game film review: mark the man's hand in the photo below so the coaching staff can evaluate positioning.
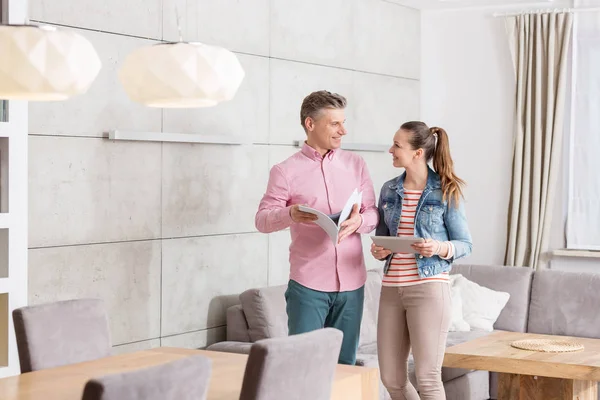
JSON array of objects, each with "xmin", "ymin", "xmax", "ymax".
[
  {"xmin": 338, "ymin": 204, "xmax": 362, "ymax": 243},
  {"xmin": 289, "ymin": 205, "xmax": 319, "ymax": 223}
]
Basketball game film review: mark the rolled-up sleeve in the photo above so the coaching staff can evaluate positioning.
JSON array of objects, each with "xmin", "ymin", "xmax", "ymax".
[
  {"xmin": 356, "ymin": 159, "xmax": 379, "ymax": 234},
  {"xmin": 444, "ymin": 199, "xmax": 472, "ymax": 261},
  {"xmin": 255, "ymin": 165, "xmax": 294, "ymax": 233}
]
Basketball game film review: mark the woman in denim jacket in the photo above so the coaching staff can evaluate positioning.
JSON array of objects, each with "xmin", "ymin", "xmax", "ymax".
[{"xmin": 371, "ymin": 121, "xmax": 472, "ymax": 400}]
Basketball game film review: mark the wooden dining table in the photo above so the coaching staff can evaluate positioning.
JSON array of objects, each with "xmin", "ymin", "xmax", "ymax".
[{"xmin": 0, "ymin": 347, "xmax": 380, "ymax": 399}]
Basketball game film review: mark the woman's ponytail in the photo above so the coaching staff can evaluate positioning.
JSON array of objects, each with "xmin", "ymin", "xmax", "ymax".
[{"xmin": 431, "ymin": 127, "xmax": 465, "ymax": 206}]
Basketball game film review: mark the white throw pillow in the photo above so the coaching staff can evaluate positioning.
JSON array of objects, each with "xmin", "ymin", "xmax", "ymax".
[
  {"xmin": 449, "ymin": 283, "xmax": 471, "ymax": 332},
  {"xmin": 452, "ymin": 274, "xmax": 510, "ymax": 332}
]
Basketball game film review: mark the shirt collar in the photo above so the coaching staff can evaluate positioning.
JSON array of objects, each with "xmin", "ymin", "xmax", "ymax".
[
  {"xmin": 390, "ymin": 166, "xmax": 442, "ymax": 194},
  {"xmin": 301, "ymin": 141, "xmax": 336, "ymax": 161}
]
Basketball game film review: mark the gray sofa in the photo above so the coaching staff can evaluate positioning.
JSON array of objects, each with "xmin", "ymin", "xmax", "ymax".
[{"xmin": 206, "ymin": 264, "xmax": 600, "ymax": 400}]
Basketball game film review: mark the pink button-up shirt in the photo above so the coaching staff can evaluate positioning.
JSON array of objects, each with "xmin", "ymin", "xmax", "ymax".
[{"xmin": 255, "ymin": 143, "xmax": 378, "ymax": 292}]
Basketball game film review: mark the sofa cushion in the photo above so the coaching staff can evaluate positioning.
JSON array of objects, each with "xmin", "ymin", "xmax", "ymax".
[
  {"xmin": 359, "ymin": 269, "xmax": 383, "ymax": 348},
  {"xmin": 450, "ymin": 264, "xmax": 533, "ymax": 332},
  {"xmin": 239, "ymin": 285, "xmax": 288, "ymax": 341},
  {"xmin": 226, "ymin": 304, "xmax": 251, "ymax": 342},
  {"xmin": 452, "ymin": 274, "xmax": 510, "ymax": 332},
  {"xmin": 528, "ymin": 270, "xmax": 600, "ymax": 338},
  {"xmin": 449, "ymin": 280, "xmax": 470, "ymax": 332}
]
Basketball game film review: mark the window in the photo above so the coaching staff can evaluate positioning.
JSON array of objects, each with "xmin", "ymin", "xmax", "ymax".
[{"xmin": 566, "ymin": 5, "xmax": 600, "ymax": 250}]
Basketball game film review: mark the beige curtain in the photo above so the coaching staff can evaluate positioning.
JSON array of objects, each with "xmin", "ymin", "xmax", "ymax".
[{"xmin": 504, "ymin": 12, "xmax": 574, "ymax": 269}]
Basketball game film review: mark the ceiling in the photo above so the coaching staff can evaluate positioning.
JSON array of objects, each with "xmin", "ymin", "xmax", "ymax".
[{"xmin": 384, "ymin": 0, "xmax": 563, "ymax": 10}]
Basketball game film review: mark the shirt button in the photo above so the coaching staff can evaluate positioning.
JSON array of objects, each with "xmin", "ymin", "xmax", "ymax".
[
  {"xmin": 429, "ymin": 206, "xmax": 433, "ymax": 211},
  {"xmin": 419, "ymin": 255, "xmax": 423, "ymax": 259},
  {"xmin": 424, "ymin": 270, "xmax": 429, "ymax": 275}
]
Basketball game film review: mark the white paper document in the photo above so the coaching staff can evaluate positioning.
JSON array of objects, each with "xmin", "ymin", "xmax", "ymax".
[
  {"xmin": 370, "ymin": 236, "xmax": 423, "ymax": 253},
  {"xmin": 298, "ymin": 189, "xmax": 363, "ymax": 245}
]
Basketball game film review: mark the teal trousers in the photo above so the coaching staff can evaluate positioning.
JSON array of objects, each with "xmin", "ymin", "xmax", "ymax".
[{"xmin": 284, "ymin": 279, "xmax": 364, "ymax": 365}]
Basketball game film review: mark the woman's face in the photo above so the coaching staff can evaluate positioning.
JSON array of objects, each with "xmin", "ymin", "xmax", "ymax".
[{"xmin": 389, "ymin": 129, "xmax": 420, "ymax": 169}]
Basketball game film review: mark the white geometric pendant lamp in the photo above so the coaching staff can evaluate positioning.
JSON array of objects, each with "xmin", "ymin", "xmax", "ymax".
[
  {"xmin": 118, "ymin": 42, "xmax": 245, "ymax": 108},
  {"xmin": 0, "ymin": 24, "xmax": 101, "ymax": 101}
]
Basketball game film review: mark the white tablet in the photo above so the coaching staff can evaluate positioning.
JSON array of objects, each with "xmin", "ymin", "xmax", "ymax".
[{"xmin": 370, "ymin": 236, "xmax": 423, "ymax": 253}]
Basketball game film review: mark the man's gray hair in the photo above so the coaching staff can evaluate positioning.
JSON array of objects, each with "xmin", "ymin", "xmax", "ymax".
[{"xmin": 300, "ymin": 90, "xmax": 347, "ymax": 132}]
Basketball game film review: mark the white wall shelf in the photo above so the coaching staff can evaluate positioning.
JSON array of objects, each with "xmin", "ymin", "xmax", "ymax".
[
  {"xmin": 551, "ymin": 249, "xmax": 600, "ymax": 259},
  {"xmin": 108, "ymin": 132, "xmax": 389, "ymax": 153},
  {"xmin": 108, "ymin": 130, "xmax": 250, "ymax": 145},
  {"xmin": 292, "ymin": 140, "xmax": 389, "ymax": 152}
]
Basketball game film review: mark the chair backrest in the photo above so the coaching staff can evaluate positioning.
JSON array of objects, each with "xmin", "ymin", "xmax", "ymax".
[
  {"xmin": 81, "ymin": 355, "xmax": 212, "ymax": 400},
  {"xmin": 13, "ymin": 298, "xmax": 112, "ymax": 372},
  {"xmin": 239, "ymin": 328, "xmax": 343, "ymax": 400}
]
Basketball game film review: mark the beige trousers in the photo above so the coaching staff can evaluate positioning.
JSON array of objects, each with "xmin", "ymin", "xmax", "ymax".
[{"xmin": 377, "ymin": 283, "xmax": 451, "ymax": 400}]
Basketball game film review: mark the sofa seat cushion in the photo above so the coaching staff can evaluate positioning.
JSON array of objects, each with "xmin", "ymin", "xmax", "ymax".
[
  {"xmin": 205, "ymin": 341, "xmax": 253, "ymax": 354},
  {"xmin": 358, "ymin": 342, "xmax": 378, "ymax": 355},
  {"xmin": 446, "ymin": 329, "xmax": 492, "ymax": 347}
]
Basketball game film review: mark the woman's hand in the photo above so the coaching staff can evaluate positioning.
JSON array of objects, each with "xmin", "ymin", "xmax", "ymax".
[
  {"xmin": 370, "ymin": 243, "xmax": 392, "ymax": 260},
  {"xmin": 411, "ymin": 238, "xmax": 440, "ymax": 257}
]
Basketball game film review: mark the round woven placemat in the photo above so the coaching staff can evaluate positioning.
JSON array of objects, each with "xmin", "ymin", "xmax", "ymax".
[{"xmin": 510, "ymin": 338, "xmax": 584, "ymax": 353}]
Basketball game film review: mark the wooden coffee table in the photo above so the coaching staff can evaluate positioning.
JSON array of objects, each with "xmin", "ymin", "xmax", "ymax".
[{"xmin": 443, "ymin": 331, "xmax": 600, "ymax": 400}]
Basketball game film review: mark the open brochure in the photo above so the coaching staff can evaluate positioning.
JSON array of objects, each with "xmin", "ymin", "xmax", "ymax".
[{"xmin": 298, "ymin": 189, "xmax": 363, "ymax": 245}]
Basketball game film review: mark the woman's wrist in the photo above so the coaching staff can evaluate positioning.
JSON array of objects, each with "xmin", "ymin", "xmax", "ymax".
[
  {"xmin": 434, "ymin": 240, "xmax": 442, "ymax": 255},
  {"xmin": 435, "ymin": 240, "xmax": 450, "ymax": 258}
]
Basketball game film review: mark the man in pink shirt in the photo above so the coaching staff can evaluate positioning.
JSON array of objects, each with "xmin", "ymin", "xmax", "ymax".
[{"xmin": 255, "ymin": 90, "xmax": 378, "ymax": 365}]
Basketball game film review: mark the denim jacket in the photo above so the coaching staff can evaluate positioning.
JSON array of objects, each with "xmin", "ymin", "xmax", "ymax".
[{"xmin": 376, "ymin": 167, "xmax": 472, "ymax": 277}]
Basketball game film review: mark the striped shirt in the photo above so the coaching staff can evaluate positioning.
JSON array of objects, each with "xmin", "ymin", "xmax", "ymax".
[{"xmin": 382, "ymin": 190, "xmax": 450, "ymax": 287}]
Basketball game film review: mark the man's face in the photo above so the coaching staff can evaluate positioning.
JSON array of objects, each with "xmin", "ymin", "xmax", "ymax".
[{"xmin": 305, "ymin": 108, "xmax": 347, "ymax": 151}]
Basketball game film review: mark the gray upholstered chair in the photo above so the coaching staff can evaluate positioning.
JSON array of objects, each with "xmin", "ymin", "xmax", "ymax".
[
  {"xmin": 239, "ymin": 327, "xmax": 343, "ymax": 400},
  {"xmin": 13, "ymin": 298, "xmax": 112, "ymax": 373},
  {"xmin": 81, "ymin": 355, "xmax": 212, "ymax": 400}
]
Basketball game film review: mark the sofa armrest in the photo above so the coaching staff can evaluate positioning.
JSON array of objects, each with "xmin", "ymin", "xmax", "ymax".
[
  {"xmin": 206, "ymin": 341, "xmax": 253, "ymax": 355},
  {"xmin": 226, "ymin": 304, "xmax": 251, "ymax": 342}
]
